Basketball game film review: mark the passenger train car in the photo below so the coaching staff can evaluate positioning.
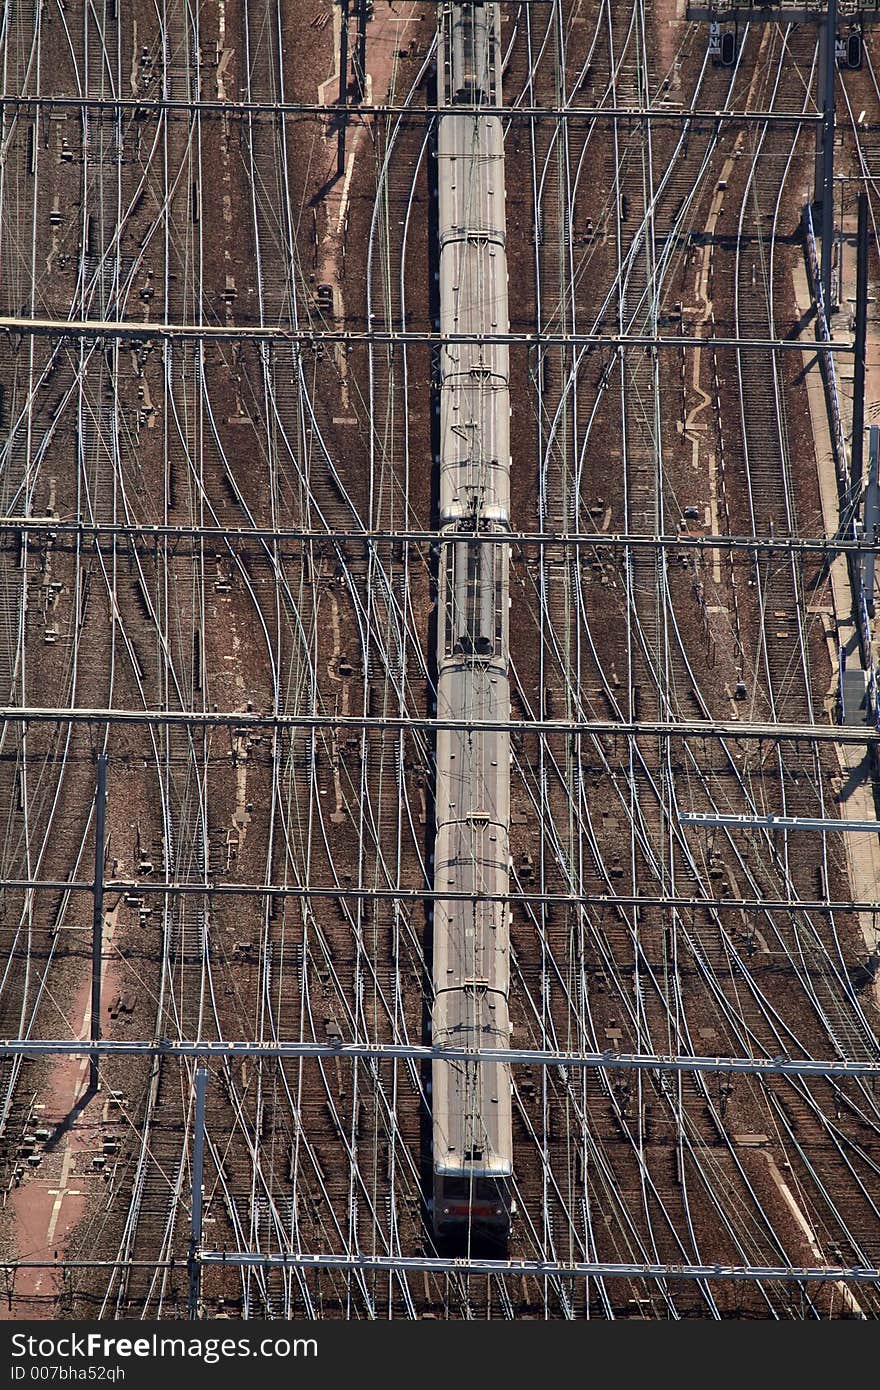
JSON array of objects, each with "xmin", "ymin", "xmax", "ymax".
[{"xmin": 431, "ymin": 1, "xmax": 514, "ymax": 1242}]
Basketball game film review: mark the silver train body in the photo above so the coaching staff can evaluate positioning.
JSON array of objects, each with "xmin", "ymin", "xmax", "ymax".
[{"xmin": 432, "ymin": 2, "xmax": 513, "ymax": 1240}]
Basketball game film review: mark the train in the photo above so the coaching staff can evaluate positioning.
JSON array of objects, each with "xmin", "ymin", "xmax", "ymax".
[{"xmin": 431, "ymin": 2, "xmax": 514, "ymax": 1243}]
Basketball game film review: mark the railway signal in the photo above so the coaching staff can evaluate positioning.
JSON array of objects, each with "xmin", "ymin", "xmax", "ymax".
[
  {"xmin": 836, "ymin": 26, "xmax": 863, "ymax": 67},
  {"xmin": 847, "ymin": 28, "xmax": 863, "ymax": 66}
]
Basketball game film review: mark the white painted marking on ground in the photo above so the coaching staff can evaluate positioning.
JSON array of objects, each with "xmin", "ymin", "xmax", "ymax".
[
  {"xmin": 336, "ymin": 152, "xmax": 356, "ymax": 235},
  {"xmin": 45, "ymin": 1148, "xmax": 73, "ymax": 1247}
]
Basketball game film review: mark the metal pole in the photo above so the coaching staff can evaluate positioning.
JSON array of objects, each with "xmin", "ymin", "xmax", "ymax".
[
  {"xmin": 863, "ymin": 426, "xmax": 879, "ymax": 615},
  {"xmin": 89, "ymin": 755, "xmax": 107, "ymax": 1092},
  {"xmin": 355, "ymin": 0, "xmax": 368, "ymax": 100},
  {"xmin": 815, "ymin": 17, "xmax": 827, "ymax": 201},
  {"xmin": 852, "ymin": 189, "xmax": 869, "ymax": 499},
  {"xmin": 821, "ymin": 0, "xmax": 837, "ymax": 313},
  {"xmin": 337, "ymin": 0, "xmax": 349, "ymax": 178},
  {"xmin": 188, "ymin": 1066, "xmax": 208, "ymax": 1320}
]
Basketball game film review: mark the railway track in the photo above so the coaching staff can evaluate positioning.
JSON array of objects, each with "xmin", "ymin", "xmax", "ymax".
[
  {"xmin": 0, "ymin": 0, "xmax": 877, "ymax": 1320},
  {"xmin": 500, "ymin": 5, "xmax": 878, "ymax": 1312}
]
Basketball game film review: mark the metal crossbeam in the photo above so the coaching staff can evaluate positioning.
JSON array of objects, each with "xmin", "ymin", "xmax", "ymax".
[
  {"xmin": 0, "ymin": 1261, "xmax": 178, "ymax": 1271},
  {"xmin": 0, "ymin": 706, "xmax": 874, "ymax": 743},
  {"xmin": 0, "ymin": 519, "xmax": 876, "ymax": 554},
  {"xmin": 681, "ymin": 812, "xmax": 880, "ymax": 831},
  {"xmin": 3, "ymin": 876, "xmax": 876, "ymax": 915},
  {"xmin": 0, "ymin": 94, "xmax": 825, "ymax": 123},
  {"xmin": 0, "ymin": 316, "xmax": 854, "ymax": 353},
  {"xmin": 196, "ymin": 1250, "xmax": 880, "ymax": 1283},
  {"xmin": 1, "ymin": 1254, "xmax": 875, "ymax": 1283},
  {"xmin": 0, "ymin": 1039, "xmax": 876, "ymax": 1073},
  {"xmin": 687, "ymin": 2, "xmax": 878, "ymax": 20}
]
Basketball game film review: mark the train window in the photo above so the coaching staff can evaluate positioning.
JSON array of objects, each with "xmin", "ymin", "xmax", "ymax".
[
  {"xmin": 476, "ymin": 1179, "xmax": 504, "ymax": 1202},
  {"xmin": 443, "ymin": 1179, "xmax": 471, "ymax": 1199},
  {"xmin": 442, "ymin": 1175, "xmax": 502, "ymax": 1201}
]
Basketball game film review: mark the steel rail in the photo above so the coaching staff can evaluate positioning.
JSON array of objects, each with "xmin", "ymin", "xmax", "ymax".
[
  {"xmin": 0, "ymin": 706, "xmax": 873, "ymax": 742},
  {"xmin": 0, "ymin": 316, "xmax": 854, "ymax": 352},
  {"xmin": 598, "ymin": 9, "xmax": 788, "ymax": 1319},
  {"xmin": 0, "ymin": 1039, "xmax": 877, "ymax": 1073}
]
